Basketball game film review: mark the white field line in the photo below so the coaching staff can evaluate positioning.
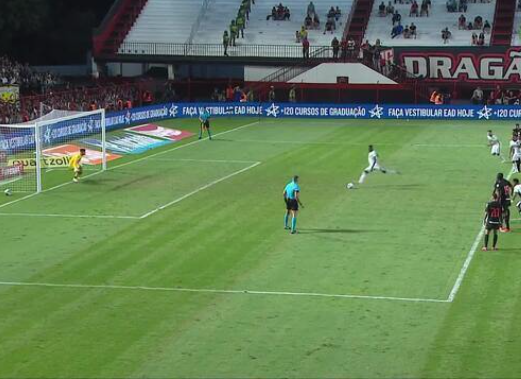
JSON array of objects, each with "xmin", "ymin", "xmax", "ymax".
[
  {"xmin": 0, "ymin": 213, "xmax": 139, "ymax": 220},
  {"xmin": 0, "ymin": 121, "xmax": 259, "ymax": 211},
  {"xmin": 447, "ymin": 170, "xmax": 516, "ymax": 302},
  {"xmin": 148, "ymin": 158, "xmax": 258, "ymax": 164},
  {"xmin": 0, "ymin": 161, "xmax": 261, "ymax": 219},
  {"xmin": 0, "ymin": 281, "xmax": 449, "ymax": 303},
  {"xmin": 233, "ymin": 139, "xmax": 485, "ymax": 148},
  {"xmin": 140, "ymin": 161, "xmax": 261, "ymax": 219}
]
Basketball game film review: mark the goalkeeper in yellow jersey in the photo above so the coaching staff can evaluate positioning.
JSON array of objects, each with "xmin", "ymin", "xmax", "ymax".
[{"xmin": 69, "ymin": 148, "xmax": 86, "ymax": 183}]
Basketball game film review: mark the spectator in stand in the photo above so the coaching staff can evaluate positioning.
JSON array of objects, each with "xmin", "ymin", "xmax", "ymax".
[
  {"xmin": 518, "ymin": 0, "xmax": 521, "ymax": 11},
  {"xmin": 386, "ymin": 1, "xmax": 395, "ymax": 14},
  {"xmin": 458, "ymin": 14, "xmax": 466, "ymax": 29},
  {"xmin": 459, "ymin": 0, "xmax": 468, "ymax": 11},
  {"xmin": 268, "ymin": 86, "xmax": 276, "ymax": 102},
  {"xmin": 324, "ymin": 14, "xmax": 336, "ymax": 33},
  {"xmin": 442, "ymin": 27, "xmax": 451, "ymax": 43},
  {"xmin": 477, "ymin": 32, "xmax": 485, "ymax": 46},
  {"xmin": 307, "ymin": 1, "xmax": 316, "ymax": 17},
  {"xmin": 211, "ymin": 88, "xmax": 220, "ymax": 102},
  {"xmin": 483, "ymin": 20, "xmax": 491, "ymax": 33},
  {"xmin": 347, "ymin": 37, "xmax": 356, "ymax": 59},
  {"xmin": 420, "ymin": 0, "xmax": 429, "ymax": 16},
  {"xmin": 288, "ymin": 85, "xmax": 297, "ymax": 103},
  {"xmin": 392, "ymin": 10, "xmax": 401, "ymax": 25},
  {"xmin": 447, "ymin": 0, "xmax": 457, "ymax": 12},
  {"xmin": 474, "ymin": 15, "xmax": 483, "ymax": 29},
  {"xmin": 300, "ymin": 25, "xmax": 308, "ymax": 40},
  {"xmin": 226, "ymin": 85, "xmax": 234, "ymax": 101},
  {"xmin": 334, "ymin": 6, "xmax": 342, "ymax": 20},
  {"xmin": 223, "ymin": 31, "xmax": 230, "ymax": 56},
  {"xmin": 332, "ymin": 37, "xmax": 340, "ymax": 59},
  {"xmin": 302, "ymin": 37, "xmax": 310, "ymax": 59},
  {"xmin": 471, "ymin": 31, "xmax": 478, "ymax": 44},
  {"xmin": 379, "ymin": 2, "xmax": 386, "ymax": 16},
  {"xmin": 410, "ymin": 22, "xmax": 417, "ymax": 38},
  {"xmin": 267, "ymin": 6, "xmax": 277, "ymax": 19},
  {"xmin": 296, "ymin": 30, "xmax": 301, "ymax": 43},
  {"xmin": 403, "ymin": 25, "xmax": 411, "ymax": 38},
  {"xmin": 410, "ymin": 1, "xmax": 419, "ymax": 16},
  {"xmin": 471, "ymin": 86, "xmax": 483, "ymax": 104},
  {"xmin": 313, "ymin": 13, "xmax": 320, "ymax": 28},
  {"xmin": 304, "ymin": 14, "xmax": 313, "ymax": 28},
  {"xmin": 246, "ymin": 88, "xmax": 254, "ymax": 102},
  {"xmin": 467, "ymin": 21, "xmax": 474, "ymax": 30},
  {"xmin": 391, "ymin": 23, "xmax": 404, "ymax": 38}
]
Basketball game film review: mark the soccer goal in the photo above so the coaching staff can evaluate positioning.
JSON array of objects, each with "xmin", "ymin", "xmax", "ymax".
[{"xmin": 0, "ymin": 108, "xmax": 106, "ymax": 194}]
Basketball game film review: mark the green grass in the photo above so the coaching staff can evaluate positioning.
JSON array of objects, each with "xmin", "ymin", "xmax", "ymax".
[{"xmin": 0, "ymin": 117, "xmax": 520, "ymax": 378}]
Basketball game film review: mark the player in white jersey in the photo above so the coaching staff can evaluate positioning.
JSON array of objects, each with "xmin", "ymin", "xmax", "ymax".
[
  {"xmin": 486, "ymin": 130, "xmax": 502, "ymax": 159},
  {"xmin": 358, "ymin": 145, "xmax": 393, "ymax": 183},
  {"xmin": 509, "ymin": 135, "xmax": 521, "ymax": 173},
  {"xmin": 513, "ymin": 178, "xmax": 521, "ymax": 214}
]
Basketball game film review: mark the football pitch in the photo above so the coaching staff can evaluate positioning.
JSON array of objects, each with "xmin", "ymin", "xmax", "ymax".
[{"xmin": 0, "ymin": 117, "xmax": 520, "ymax": 378}]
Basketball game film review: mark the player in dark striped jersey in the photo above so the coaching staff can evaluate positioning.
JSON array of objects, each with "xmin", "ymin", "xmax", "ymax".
[
  {"xmin": 482, "ymin": 192, "xmax": 503, "ymax": 251},
  {"xmin": 494, "ymin": 172, "xmax": 513, "ymax": 232}
]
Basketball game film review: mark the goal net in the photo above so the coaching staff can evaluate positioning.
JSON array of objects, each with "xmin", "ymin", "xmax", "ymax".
[{"xmin": 0, "ymin": 108, "xmax": 106, "ymax": 194}]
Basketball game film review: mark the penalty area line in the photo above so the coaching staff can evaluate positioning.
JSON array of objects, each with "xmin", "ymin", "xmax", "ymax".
[
  {"xmin": 0, "ymin": 212, "xmax": 139, "ymax": 220},
  {"xmin": 447, "ymin": 170, "xmax": 515, "ymax": 303},
  {"xmin": 0, "ymin": 281, "xmax": 449, "ymax": 303}
]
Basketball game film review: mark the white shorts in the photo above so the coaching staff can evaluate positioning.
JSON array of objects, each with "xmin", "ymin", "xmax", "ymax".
[
  {"xmin": 365, "ymin": 162, "xmax": 382, "ymax": 172},
  {"xmin": 491, "ymin": 144, "xmax": 501, "ymax": 155},
  {"xmin": 513, "ymin": 153, "xmax": 521, "ymax": 162}
]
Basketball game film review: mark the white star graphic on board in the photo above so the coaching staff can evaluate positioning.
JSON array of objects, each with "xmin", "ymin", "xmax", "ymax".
[
  {"xmin": 478, "ymin": 105, "xmax": 492, "ymax": 120},
  {"xmin": 43, "ymin": 127, "xmax": 52, "ymax": 144},
  {"xmin": 169, "ymin": 105, "xmax": 178, "ymax": 118},
  {"xmin": 265, "ymin": 103, "xmax": 280, "ymax": 118},
  {"xmin": 87, "ymin": 119, "xmax": 94, "ymax": 132},
  {"xmin": 369, "ymin": 105, "xmax": 384, "ymax": 119}
]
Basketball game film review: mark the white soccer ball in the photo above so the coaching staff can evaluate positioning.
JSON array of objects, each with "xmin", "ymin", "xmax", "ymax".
[
  {"xmin": 4, "ymin": 188, "xmax": 12, "ymax": 196},
  {"xmin": 346, "ymin": 183, "xmax": 355, "ymax": 189}
]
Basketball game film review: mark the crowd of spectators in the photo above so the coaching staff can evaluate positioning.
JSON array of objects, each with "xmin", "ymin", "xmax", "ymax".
[
  {"xmin": 472, "ymin": 86, "xmax": 521, "ymax": 105},
  {"xmin": 0, "ymin": 56, "xmax": 154, "ymax": 124},
  {"xmin": 0, "ymin": 56, "xmax": 59, "ymax": 93},
  {"xmin": 379, "ymin": 1, "xmax": 427, "ymax": 40},
  {"xmin": 0, "ymin": 83, "xmax": 148, "ymax": 124},
  {"xmin": 267, "ymin": 3, "xmax": 291, "ymax": 20},
  {"xmin": 210, "ymin": 85, "xmax": 255, "ymax": 102},
  {"xmin": 378, "ymin": 0, "xmax": 492, "ymax": 44},
  {"xmin": 297, "ymin": 2, "xmax": 343, "ymax": 58}
]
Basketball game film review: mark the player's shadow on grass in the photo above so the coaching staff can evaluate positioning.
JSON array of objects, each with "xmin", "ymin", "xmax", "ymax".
[{"xmin": 299, "ymin": 228, "xmax": 382, "ymax": 234}]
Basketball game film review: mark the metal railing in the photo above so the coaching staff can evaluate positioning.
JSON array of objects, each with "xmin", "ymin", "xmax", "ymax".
[{"xmin": 118, "ymin": 42, "xmax": 335, "ymax": 59}]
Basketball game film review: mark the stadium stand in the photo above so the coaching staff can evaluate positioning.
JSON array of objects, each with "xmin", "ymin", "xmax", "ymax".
[
  {"xmin": 364, "ymin": 0, "xmax": 496, "ymax": 46},
  {"xmin": 192, "ymin": 0, "xmax": 246, "ymax": 45},
  {"xmin": 121, "ymin": 0, "xmax": 204, "ymax": 46},
  {"xmin": 241, "ymin": 0, "xmax": 353, "ymax": 45},
  {"xmin": 120, "ymin": 0, "xmax": 355, "ymax": 52}
]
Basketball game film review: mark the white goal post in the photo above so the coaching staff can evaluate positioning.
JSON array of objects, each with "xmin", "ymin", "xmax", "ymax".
[{"xmin": 0, "ymin": 108, "xmax": 106, "ymax": 194}]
